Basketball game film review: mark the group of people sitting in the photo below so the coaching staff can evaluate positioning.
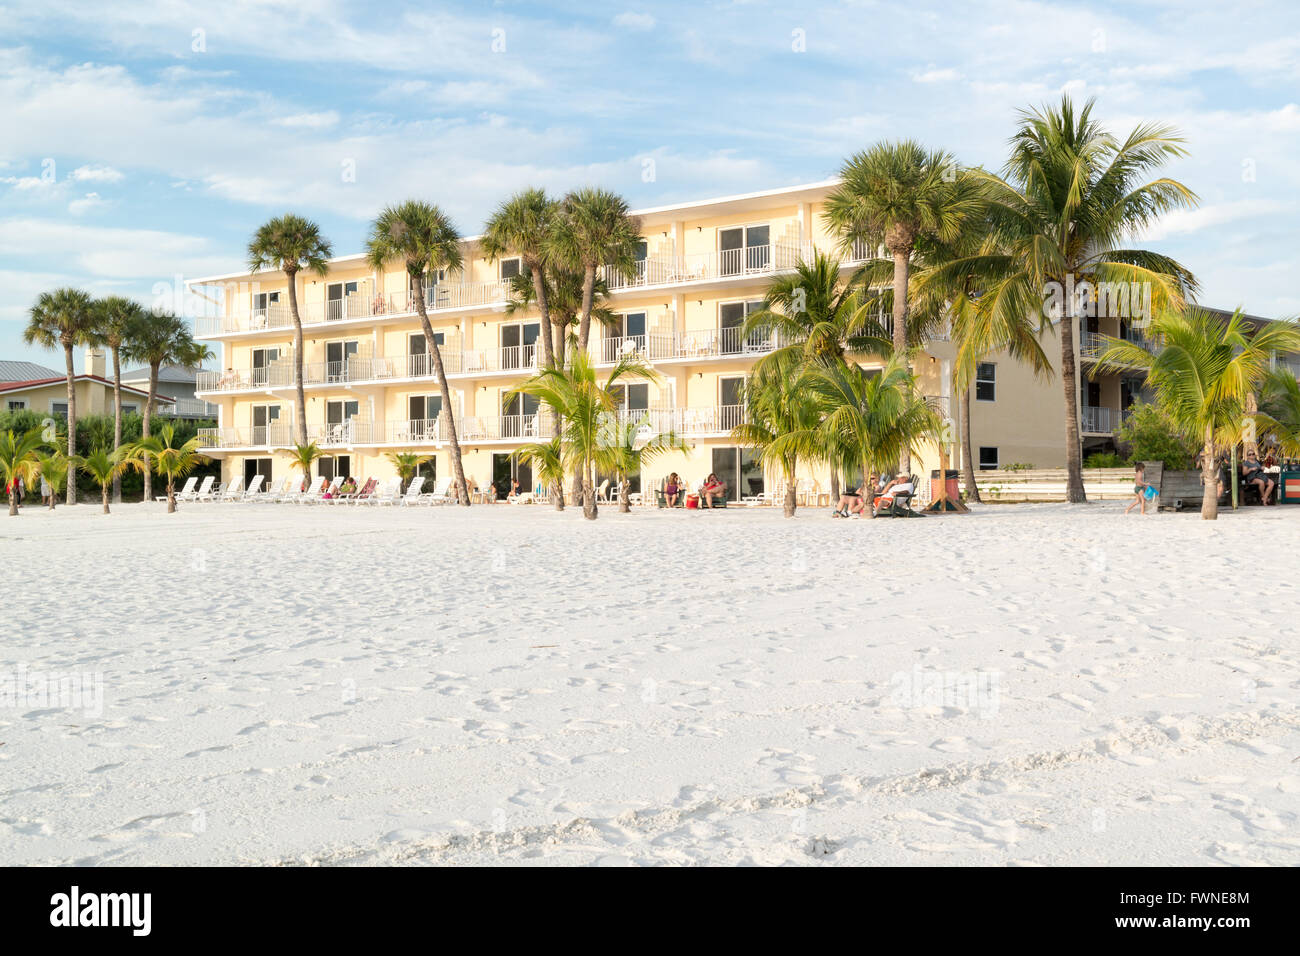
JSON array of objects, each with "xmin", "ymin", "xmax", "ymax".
[
  {"xmin": 1198, "ymin": 451, "xmax": 1287, "ymax": 505},
  {"xmin": 831, "ymin": 472, "xmax": 914, "ymax": 518},
  {"xmin": 662, "ymin": 472, "xmax": 727, "ymax": 509}
]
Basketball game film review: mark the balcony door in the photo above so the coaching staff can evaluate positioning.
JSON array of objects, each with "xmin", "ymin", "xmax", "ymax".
[
  {"xmin": 408, "ymin": 331, "xmax": 445, "ymax": 377},
  {"xmin": 501, "ymin": 392, "xmax": 541, "ymax": 438},
  {"xmin": 319, "ymin": 456, "xmax": 351, "ymax": 481},
  {"xmin": 251, "ymin": 291, "xmax": 280, "ymax": 327},
  {"xmin": 718, "ymin": 300, "xmax": 766, "ymax": 353},
  {"xmin": 719, "ymin": 224, "xmax": 770, "ymax": 276},
  {"xmin": 243, "ymin": 457, "xmax": 272, "ymax": 486},
  {"xmin": 605, "ymin": 311, "xmax": 646, "ymax": 361},
  {"xmin": 711, "ymin": 447, "xmax": 763, "ymax": 502},
  {"xmin": 325, "ymin": 340, "xmax": 359, "ymax": 382},
  {"xmin": 325, "ymin": 280, "xmax": 360, "ymax": 322},
  {"xmin": 251, "ymin": 347, "xmax": 280, "ymax": 386},
  {"xmin": 251, "ymin": 404, "xmax": 281, "ymax": 445},
  {"xmin": 408, "ymin": 394, "xmax": 442, "ymax": 441},
  {"xmin": 501, "ymin": 321, "xmax": 540, "ymax": 370},
  {"xmin": 326, "ymin": 399, "xmax": 359, "ymax": 443},
  {"xmin": 491, "ymin": 453, "xmax": 532, "ymax": 500}
]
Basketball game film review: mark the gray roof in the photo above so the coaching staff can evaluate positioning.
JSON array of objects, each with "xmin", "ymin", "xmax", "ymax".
[
  {"xmin": 0, "ymin": 360, "xmax": 60, "ymax": 382},
  {"xmin": 120, "ymin": 364, "xmax": 204, "ymax": 384}
]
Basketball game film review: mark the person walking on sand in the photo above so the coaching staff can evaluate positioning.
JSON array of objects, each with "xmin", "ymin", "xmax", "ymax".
[{"xmin": 1125, "ymin": 462, "xmax": 1157, "ymax": 515}]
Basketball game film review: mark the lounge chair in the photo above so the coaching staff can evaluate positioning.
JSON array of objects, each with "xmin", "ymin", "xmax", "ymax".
[
  {"xmin": 875, "ymin": 474, "xmax": 922, "ymax": 517},
  {"xmin": 159, "ymin": 476, "xmax": 198, "ymax": 502},
  {"xmin": 335, "ymin": 476, "xmax": 376, "ymax": 504},
  {"xmin": 655, "ymin": 477, "xmax": 686, "ymax": 508},
  {"xmin": 195, "ymin": 476, "xmax": 219, "ymax": 501},
  {"xmin": 310, "ymin": 475, "xmax": 344, "ymax": 504},
  {"xmin": 367, "ymin": 477, "xmax": 403, "ymax": 506},
  {"xmin": 214, "ymin": 475, "xmax": 244, "ymax": 501},
  {"xmin": 230, "ymin": 474, "xmax": 259, "ymax": 501},
  {"xmin": 295, "ymin": 476, "xmax": 327, "ymax": 504},
  {"xmin": 423, "ymin": 476, "xmax": 454, "ymax": 505},
  {"xmin": 251, "ymin": 476, "xmax": 284, "ymax": 502},
  {"xmin": 398, "ymin": 475, "xmax": 426, "ymax": 505}
]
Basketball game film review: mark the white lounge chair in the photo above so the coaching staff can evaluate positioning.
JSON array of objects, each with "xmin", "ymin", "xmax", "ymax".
[
  {"xmin": 229, "ymin": 474, "xmax": 258, "ymax": 501},
  {"xmin": 398, "ymin": 475, "xmax": 426, "ymax": 505},
  {"xmin": 424, "ymin": 476, "xmax": 454, "ymax": 505},
  {"xmin": 250, "ymin": 476, "xmax": 283, "ymax": 502},
  {"xmin": 295, "ymin": 476, "xmax": 327, "ymax": 504},
  {"xmin": 193, "ymin": 476, "xmax": 218, "ymax": 501},
  {"xmin": 214, "ymin": 475, "xmax": 244, "ymax": 501},
  {"xmin": 159, "ymin": 476, "xmax": 198, "ymax": 502},
  {"xmin": 367, "ymin": 477, "xmax": 403, "ymax": 506},
  {"xmin": 309, "ymin": 475, "xmax": 343, "ymax": 504}
]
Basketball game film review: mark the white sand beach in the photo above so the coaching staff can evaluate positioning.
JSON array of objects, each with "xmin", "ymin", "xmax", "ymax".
[{"xmin": 2, "ymin": 500, "xmax": 1297, "ymax": 866}]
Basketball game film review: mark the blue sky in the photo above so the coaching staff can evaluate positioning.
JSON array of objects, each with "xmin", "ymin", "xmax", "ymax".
[{"xmin": 2, "ymin": 0, "xmax": 1298, "ymax": 370}]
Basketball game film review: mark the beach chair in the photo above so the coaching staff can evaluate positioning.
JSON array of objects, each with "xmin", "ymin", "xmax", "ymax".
[
  {"xmin": 336, "ymin": 476, "xmax": 376, "ymax": 505},
  {"xmin": 251, "ymin": 476, "xmax": 284, "ymax": 502},
  {"xmin": 229, "ymin": 474, "xmax": 258, "ymax": 501},
  {"xmin": 276, "ymin": 476, "xmax": 312, "ymax": 503},
  {"xmin": 215, "ymin": 475, "xmax": 244, "ymax": 501},
  {"xmin": 398, "ymin": 475, "xmax": 426, "ymax": 505},
  {"xmin": 309, "ymin": 475, "xmax": 343, "ymax": 503},
  {"xmin": 296, "ymin": 476, "xmax": 327, "ymax": 504},
  {"xmin": 596, "ymin": 478, "xmax": 611, "ymax": 503},
  {"xmin": 367, "ymin": 477, "xmax": 403, "ymax": 506},
  {"xmin": 424, "ymin": 476, "xmax": 454, "ymax": 505},
  {"xmin": 875, "ymin": 474, "xmax": 922, "ymax": 517},
  {"xmin": 194, "ymin": 476, "xmax": 218, "ymax": 501},
  {"xmin": 159, "ymin": 476, "xmax": 198, "ymax": 502}
]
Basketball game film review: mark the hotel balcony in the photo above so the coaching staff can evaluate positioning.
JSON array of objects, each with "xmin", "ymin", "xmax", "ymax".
[
  {"xmin": 600, "ymin": 241, "xmax": 816, "ymax": 292},
  {"xmin": 1080, "ymin": 405, "xmax": 1135, "ymax": 435}
]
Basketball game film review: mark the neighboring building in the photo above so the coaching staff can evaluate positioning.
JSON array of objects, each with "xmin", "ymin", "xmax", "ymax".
[
  {"xmin": 0, "ymin": 356, "xmax": 167, "ymax": 418},
  {"xmin": 120, "ymin": 363, "xmax": 218, "ymax": 419},
  {"xmin": 0, "ymin": 360, "xmax": 60, "ymax": 382},
  {"xmin": 187, "ymin": 180, "xmax": 1298, "ymax": 498}
]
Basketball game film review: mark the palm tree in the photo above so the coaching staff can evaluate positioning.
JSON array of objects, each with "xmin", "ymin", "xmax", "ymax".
[
  {"xmin": 512, "ymin": 436, "xmax": 566, "ymax": 508},
  {"xmin": 602, "ymin": 418, "xmax": 689, "ymax": 513},
  {"xmin": 547, "ymin": 188, "xmax": 642, "ymax": 357},
  {"xmin": 247, "ymin": 214, "xmax": 333, "ymax": 445},
  {"xmin": 808, "ymin": 357, "xmax": 944, "ymax": 518},
  {"xmin": 77, "ymin": 446, "xmax": 127, "ymax": 514},
  {"xmin": 510, "ymin": 344, "xmax": 656, "ymax": 520},
  {"xmin": 1097, "ymin": 308, "xmax": 1300, "ymax": 519},
  {"xmin": 24, "ymin": 287, "xmax": 96, "ymax": 504},
  {"xmin": 731, "ymin": 352, "xmax": 824, "ymax": 517},
  {"xmin": 124, "ymin": 424, "xmax": 208, "ymax": 514},
  {"xmin": 35, "ymin": 450, "xmax": 70, "ymax": 511},
  {"xmin": 122, "ymin": 311, "xmax": 211, "ymax": 502},
  {"xmin": 92, "ymin": 295, "xmax": 146, "ymax": 503},
  {"xmin": 824, "ymin": 142, "xmax": 980, "ymax": 473},
  {"xmin": 482, "ymin": 188, "xmax": 561, "ymax": 369},
  {"xmin": 971, "ymin": 96, "xmax": 1198, "ymax": 501},
  {"xmin": 386, "ymin": 450, "xmax": 431, "ymax": 486},
  {"xmin": 1, "ymin": 427, "xmax": 44, "ymax": 516},
  {"xmin": 365, "ymin": 200, "xmax": 470, "ymax": 506},
  {"xmin": 1257, "ymin": 367, "xmax": 1300, "ymax": 458},
  {"xmin": 289, "ymin": 442, "xmax": 325, "ymax": 486}
]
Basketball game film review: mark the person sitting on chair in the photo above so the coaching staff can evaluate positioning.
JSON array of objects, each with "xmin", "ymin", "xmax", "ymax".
[
  {"xmin": 873, "ymin": 474, "xmax": 914, "ymax": 515},
  {"xmin": 832, "ymin": 476, "xmax": 871, "ymax": 517},
  {"xmin": 1242, "ymin": 454, "xmax": 1275, "ymax": 505},
  {"xmin": 664, "ymin": 472, "xmax": 683, "ymax": 508},
  {"xmin": 698, "ymin": 473, "xmax": 727, "ymax": 509}
]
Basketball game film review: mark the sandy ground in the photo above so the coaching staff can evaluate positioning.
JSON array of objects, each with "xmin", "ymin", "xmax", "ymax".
[{"xmin": 1, "ymin": 497, "xmax": 1297, "ymax": 867}]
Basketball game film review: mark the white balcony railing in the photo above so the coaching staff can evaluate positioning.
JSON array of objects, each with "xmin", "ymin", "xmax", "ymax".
[
  {"xmin": 307, "ymin": 420, "xmax": 382, "ymax": 446},
  {"xmin": 600, "ymin": 241, "xmax": 814, "ymax": 291},
  {"xmin": 1080, "ymin": 405, "xmax": 1114, "ymax": 434},
  {"xmin": 196, "ymin": 424, "xmax": 293, "ymax": 448},
  {"xmin": 157, "ymin": 397, "xmax": 219, "ymax": 418}
]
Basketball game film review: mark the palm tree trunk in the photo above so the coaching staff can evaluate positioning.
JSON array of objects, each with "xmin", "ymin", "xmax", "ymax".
[
  {"xmin": 583, "ymin": 458, "xmax": 598, "ymax": 520},
  {"xmin": 891, "ymin": 250, "xmax": 911, "ymax": 474},
  {"xmin": 1244, "ymin": 392, "xmax": 1259, "ymax": 459},
  {"xmin": 1060, "ymin": 290, "xmax": 1086, "ymax": 503},
  {"xmin": 530, "ymin": 265, "xmax": 555, "ymax": 369},
  {"xmin": 8, "ymin": 491, "xmax": 16, "ymax": 516},
  {"xmin": 63, "ymin": 344, "xmax": 77, "ymax": 504},
  {"xmin": 577, "ymin": 265, "xmax": 597, "ymax": 356},
  {"xmin": 960, "ymin": 383, "xmax": 981, "ymax": 502},
  {"xmin": 413, "ymin": 286, "xmax": 470, "ymax": 506},
  {"xmin": 112, "ymin": 345, "xmax": 123, "ymax": 504},
  {"xmin": 862, "ymin": 462, "xmax": 875, "ymax": 519},
  {"xmin": 143, "ymin": 363, "xmax": 157, "ymax": 502},
  {"xmin": 618, "ymin": 476, "xmax": 630, "ymax": 513},
  {"xmin": 167, "ymin": 478, "xmax": 176, "ymax": 514},
  {"xmin": 829, "ymin": 472, "xmax": 840, "ymax": 507},
  {"xmin": 1200, "ymin": 426, "xmax": 1218, "ymax": 520},
  {"xmin": 102, "ymin": 484, "xmax": 110, "ymax": 514},
  {"xmin": 286, "ymin": 270, "xmax": 308, "ymax": 446},
  {"xmin": 784, "ymin": 464, "xmax": 797, "ymax": 518}
]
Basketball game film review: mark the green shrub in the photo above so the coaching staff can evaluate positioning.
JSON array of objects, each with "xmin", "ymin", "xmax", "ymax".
[
  {"xmin": 1083, "ymin": 452, "xmax": 1124, "ymax": 468},
  {"xmin": 1116, "ymin": 401, "xmax": 1198, "ymax": 470}
]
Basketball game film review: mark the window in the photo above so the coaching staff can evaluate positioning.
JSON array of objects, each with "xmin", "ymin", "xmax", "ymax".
[
  {"xmin": 975, "ymin": 362, "xmax": 996, "ymax": 401},
  {"xmin": 500, "ymin": 321, "xmax": 540, "ymax": 369},
  {"xmin": 604, "ymin": 311, "xmax": 647, "ymax": 360},
  {"xmin": 718, "ymin": 224, "xmax": 771, "ymax": 275},
  {"xmin": 610, "ymin": 383, "xmax": 649, "ymax": 414},
  {"xmin": 51, "ymin": 402, "xmax": 68, "ymax": 416},
  {"xmin": 325, "ymin": 340, "xmax": 360, "ymax": 381},
  {"xmin": 243, "ymin": 457, "xmax": 272, "ymax": 486},
  {"xmin": 501, "ymin": 391, "xmax": 541, "ymax": 437},
  {"xmin": 407, "ymin": 394, "xmax": 442, "ymax": 440},
  {"xmin": 500, "ymin": 257, "xmax": 522, "ymax": 280},
  {"xmin": 251, "ymin": 291, "xmax": 281, "ymax": 327},
  {"xmin": 408, "ymin": 331, "xmax": 445, "ymax": 377},
  {"xmin": 718, "ymin": 299, "xmax": 767, "ymax": 353},
  {"xmin": 325, "ymin": 280, "xmax": 360, "ymax": 321},
  {"xmin": 711, "ymin": 446, "xmax": 764, "ymax": 502},
  {"xmin": 7, "ymin": 400, "xmax": 26, "ymax": 410},
  {"xmin": 251, "ymin": 404, "xmax": 281, "ymax": 444},
  {"xmin": 319, "ymin": 455, "xmax": 351, "ymax": 481},
  {"xmin": 122, "ymin": 404, "xmax": 137, "ymax": 415},
  {"xmin": 979, "ymin": 447, "xmax": 999, "ymax": 471},
  {"xmin": 251, "ymin": 347, "xmax": 281, "ymax": 386}
]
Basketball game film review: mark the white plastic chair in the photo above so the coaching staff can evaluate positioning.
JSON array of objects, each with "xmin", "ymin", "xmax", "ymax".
[{"xmin": 160, "ymin": 476, "xmax": 198, "ymax": 502}]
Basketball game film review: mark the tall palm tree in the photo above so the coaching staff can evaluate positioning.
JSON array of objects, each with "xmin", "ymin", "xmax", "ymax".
[
  {"xmin": 482, "ymin": 188, "xmax": 560, "ymax": 368},
  {"xmin": 1097, "ymin": 308, "xmax": 1300, "ymax": 519},
  {"xmin": 510, "ymin": 345, "xmax": 656, "ymax": 520},
  {"xmin": 1257, "ymin": 366, "xmax": 1300, "ymax": 458},
  {"xmin": 547, "ymin": 188, "xmax": 642, "ymax": 357},
  {"xmin": 1, "ymin": 427, "xmax": 44, "ymax": 516},
  {"xmin": 808, "ymin": 357, "xmax": 944, "ymax": 518},
  {"xmin": 247, "ymin": 214, "xmax": 333, "ymax": 445},
  {"xmin": 24, "ymin": 287, "xmax": 96, "ymax": 504},
  {"xmin": 971, "ymin": 96, "xmax": 1198, "ymax": 502},
  {"xmin": 731, "ymin": 352, "xmax": 825, "ymax": 517},
  {"xmin": 824, "ymin": 142, "xmax": 980, "ymax": 472},
  {"xmin": 124, "ymin": 423, "xmax": 208, "ymax": 514},
  {"xmin": 122, "ymin": 311, "xmax": 211, "ymax": 502},
  {"xmin": 77, "ymin": 446, "xmax": 127, "ymax": 514},
  {"xmin": 365, "ymin": 200, "xmax": 470, "ymax": 506},
  {"xmin": 92, "ymin": 295, "xmax": 146, "ymax": 503}
]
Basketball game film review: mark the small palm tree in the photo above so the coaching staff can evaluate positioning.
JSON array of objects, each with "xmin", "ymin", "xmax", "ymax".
[
  {"xmin": 289, "ymin": 442, "xmax": 324, "ymax": 485},
  {"xmin": 513, "ymin": 437, "xmax": 567, "ymax": 508},
  {"xmin": 547, "ymin": 188, "xmax": 642, "ymax": 356},
  {"xmin": 386, "ymin": 450, "xmax": 431, "ymax": 485},
  {"xmin": 600, "ymin": 418, "xmax": 689, "ymax": 514},
  {"xmin": 732, "ymin": 353, "xmax": 825, "ymax": 517},
  {"xmin": 122, "ymin": 310, "xmax": 211, "ymax": 501},
  {"xmin": 1257, "ymin": 367, "xmax": 1300, "ymax": 459},
  {"xmin": 1, "ymin": 427, "xmax": 44, "ymax": 516},
  {"xmin": 77, "ymin": 446, "xmax": 127, "ymax": 514},
  {"xmin": 1098, "ymin": 308, "xmax": 1300, "ymax": 519},
  {"xmin": 973, "ymin": 96, "xmax": 1199, "ymax": 501},
  {"xmin": 808, "ymin": 357, "xmax": 944, "ymax": 518},
  {"xmin": 247, "ymin": 214, "xmax": 333, "ymax": 445},
  {"xmin": 365, "ymin": 200, "xmax": 470, "ymax": 505},
  {"xmin": 24, "ymin": 287, "xmax": 96, "ymax": 504},
  {"xmin": 124, "ymin": 424, "xmax": 208, "ymax": 514},
  {"xmin": 510, "ymin": 344, "xmax": 656, "ymax": 520},
  {"xmin": 34, "ymin": 450, "xmax": 71, "ymax": 511},
  {"xmin": 483, "ymin": 188, "xmax": 561, "ymax": 369},
  {"xmin": 92, "ymin": 296, "xmax": 147, "ymax": 503}
]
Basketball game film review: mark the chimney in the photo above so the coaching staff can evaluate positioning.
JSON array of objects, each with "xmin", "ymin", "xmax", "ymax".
[{"xmin": 85, "ymin": 346, "xmax": 106, "ymax": 378}]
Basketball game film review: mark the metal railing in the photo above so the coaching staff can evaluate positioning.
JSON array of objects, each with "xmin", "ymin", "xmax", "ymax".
[
  {"xmin": 600, "ymin": 241, "xmax": 814, "ymax": 290},
  {"xmin": 307, "ymin": 420, "xmax": 382, "ymax": 446},
  {"xmin": 196, "ymin": 424, "xmax": 293, "ymax": 448},
  {"xmin": 157, "ymin": 398, "xmax": 219, "ymax": 418},
  {"xmin": 1080, "ymin": 405, "xmax": 1114, "ymax": 434}
]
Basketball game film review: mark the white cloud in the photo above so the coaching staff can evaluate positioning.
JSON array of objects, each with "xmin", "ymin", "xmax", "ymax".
[
  {"xmin": 68, "ymin": 191, "xmax": 109, "ymax": 215},
  {"xmin": 71, "ymin": 164, "xmax": 123, "ymax": 183},
  {"xmin": 1139, "ymin": 199, "xmax": 1293, "ymax": 241},
  {"xmin": 274, "ymin": 111, "xmax": 340, "ymax": 130},
  {"xmin": 613, "ymin": 12, "xmax": 656, "ymax": 31},
  {"xmin": 912, "ymin": 67, "xmax": 962, "ymax": 83}
]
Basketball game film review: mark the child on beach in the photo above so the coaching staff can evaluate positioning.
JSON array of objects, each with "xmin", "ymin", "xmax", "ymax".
[{"xmin": 1125, "ymin": 462, "xmax": 1157, "ymax": 515}]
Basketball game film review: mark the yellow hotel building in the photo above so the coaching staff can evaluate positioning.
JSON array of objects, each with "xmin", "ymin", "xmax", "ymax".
[{"xmin": 190, "ymin": 179, "xmax": 1173, "ymax": 501}]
